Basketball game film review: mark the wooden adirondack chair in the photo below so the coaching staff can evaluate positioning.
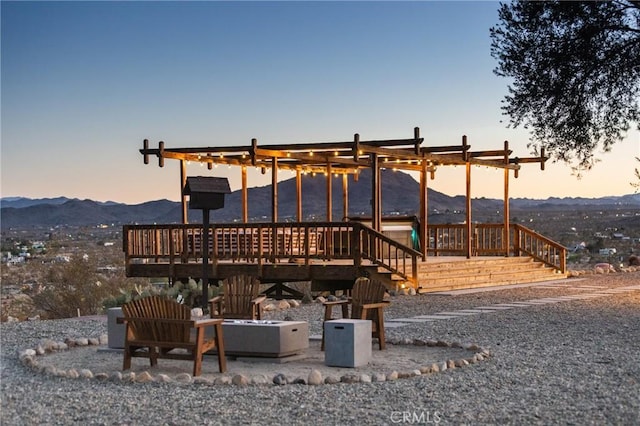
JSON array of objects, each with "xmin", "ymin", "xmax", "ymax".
[
  {"xmin": 209, "ymin": 275, "xmax": 266, "ymax": 320},
  {"xmin": 321, "ymin": 277, "xmax": 390, "ymax": 350},
  {"xmin": 121, "ymin": 296, "xmax": 226, "ymax": 376}
]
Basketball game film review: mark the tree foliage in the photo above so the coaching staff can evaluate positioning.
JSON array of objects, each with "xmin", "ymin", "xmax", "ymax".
[{"xmin": 490, "ymin": 1, "xmax": 640, "ymax": 170}]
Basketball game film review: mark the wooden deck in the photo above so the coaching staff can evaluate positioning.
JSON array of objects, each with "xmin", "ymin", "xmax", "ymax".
[{"xmin": 123, "ymin": 222, "xmax": 567, "ymax": 295}]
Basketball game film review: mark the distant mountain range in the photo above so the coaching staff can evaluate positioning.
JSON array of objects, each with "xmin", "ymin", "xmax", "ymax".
[{"xmin": 2, "ymin": 169, "xmax": 639, "ymax": 229}]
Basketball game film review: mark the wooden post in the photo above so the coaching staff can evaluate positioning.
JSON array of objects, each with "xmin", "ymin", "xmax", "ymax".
[
  {"xmin": 241, "ymin": 165, "xmax": 248, "ymax": 223},
  {"xmin": 296, "ymin": 168, "xmax": 302, "ymax": 222},
  {"xmin": 180, "ymin": 159, "xmax": 188, "ymax": 224},
  {"xmin": 371, "ymin": 153, "xmax": 381, "ymax": 232},
  {"xmin": 464, "ymin": 136, "xmax": 472, "ymax": 259},
  {"xmin": 503, "ymin": 141, "xmax": 510, "ymax": 257},
  {"xmin": 143, "ymin": 139, "xmax": 149, "ymax": 164},
  {"xmin": 419, "ymin": 160, "xmax": 428, "ymax": 259},
  {"xmin": 271, "ymin": 157, "xmax": 278, "ymax": 223},
  {"xmin": 326, "ymin": 162, "xmax": 332, "ymax": 222},
  {"xmin": 201, "ymin": 209, "xmax": 210, "ymax": 312},
  {"xmin": 342, "ymin": 173, "xmax": 348, "ymax": 221}
]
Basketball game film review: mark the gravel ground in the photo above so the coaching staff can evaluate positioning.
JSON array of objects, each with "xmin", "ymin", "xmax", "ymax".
[{"xmin": 2, "ymin": 272, "xmax": 639, "ymax": 425}]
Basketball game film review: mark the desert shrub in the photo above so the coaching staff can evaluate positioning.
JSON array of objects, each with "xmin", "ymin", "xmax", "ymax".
[{"xmin": 30, "ymin": 255, "xmax": 144, "ymax": 319}]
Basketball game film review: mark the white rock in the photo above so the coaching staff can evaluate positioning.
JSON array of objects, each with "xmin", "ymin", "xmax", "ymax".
[
  {"xmin": 214, "ymin": 376, "xmax": 232, "ymax": 385},
  {"xmin": 250, "ymin": 375, "xmax": 270, "ymax": 386},
  {"xmin": 193, "ymin": 377, "xmax": 212, "ymax": 385},
  {"xmin": 19, "ymin": 349, "xmax": 36, "ymax": 359},
  {"xmin": 157, "ymin": 374, "xmax": 173, "ymax": 383},
  {"xmin": 372, "ymin": 373, "xmax": 386, "ymax": 382},
  {"xmin": 277, "ymin": 300, "xmax": 290, "ymax": 310},
  {"xmin": 307, "ymin": 369, "xmax": 323, "ymax": 385},
  {"xmin": 174, "ymin": 373, "xmax": 192, "ymax": 383},
  {"xmin": 263, "ymin": 303, "xmax": 276, "ymax": 312},
  {"xmin": 79, "ymin": 369, "xmax": 93, "ymax": 379},
  {"xmin": 232, "ymin": 374, "xmax": 249, "ymax": 386},
  {"xmin": 289, "ymin": 299, "xmax": 301, "ymax": 308}
]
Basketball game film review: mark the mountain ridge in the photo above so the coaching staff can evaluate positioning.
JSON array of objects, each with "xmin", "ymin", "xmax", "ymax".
[{"xmin": 2, "ymin": 170, "xmax": 639, "ymax": 229}]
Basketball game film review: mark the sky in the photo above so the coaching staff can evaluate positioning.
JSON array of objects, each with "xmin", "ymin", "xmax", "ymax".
[{"xmin": 2, "ymin": 1, "xmax": 639, "ymax": 205}]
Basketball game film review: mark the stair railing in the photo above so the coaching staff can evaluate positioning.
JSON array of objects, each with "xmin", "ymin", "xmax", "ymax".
[
  {"xmin": 354, "ymin": 223, "xmax": 423, "ymax": 286},
  {"xmin": 512, "ymin": 224, "xmax": 567, "ymax": 273}
]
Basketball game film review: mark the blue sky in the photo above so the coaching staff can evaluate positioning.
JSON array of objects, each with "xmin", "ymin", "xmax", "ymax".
[{"xmin": 2, "ymin": 1, "xmax": 638, "ymax": 204}]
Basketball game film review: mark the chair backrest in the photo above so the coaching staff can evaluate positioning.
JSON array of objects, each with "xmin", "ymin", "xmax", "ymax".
[
  {"xmin": 122, "ymin": 295, "xmax": 191, "ymax": 343},
  {"xmin": 350, "ymin": 277, "xmax": 386, "ymax": 320},
  {"xmin": 222, "ymin": 275, "xmax": 261, "ymax": 318}
]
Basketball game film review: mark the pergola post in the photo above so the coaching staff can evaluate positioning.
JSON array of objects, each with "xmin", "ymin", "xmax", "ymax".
[
  {"xmin": 503, "ymin": 140, "xmax": 510, "ymax": 257},
  {"xmin": 370, "ymin": 153, "xmax": 381, "ymax": 232},
  {"xmin": 180, "ymin": 159, "xmax": 188, "ymax": 224},
  {"xmin": 271, "ymin": 157, "xmax": 278, "ymax": 223},
  {"xmin": 342, "ymin": 173, "xmax": 349, "ymax": 220},
  {"xmin": 296, "ymin": 168, "xmax": 302, "ymax": 222},
  {"xmin": 326, "ymin": 162, "xmax": 332, "ymax": 221},
  {"xmin": 419, "ymin": 161, "xmax": 428, "ymax": 259},
  {"xmin": 464, "ymin": 135, "xmax": 472, "ymax": 259},
  {"xmin": 241, "ymin": 165, "xmax": 248, "ymax": 223}
]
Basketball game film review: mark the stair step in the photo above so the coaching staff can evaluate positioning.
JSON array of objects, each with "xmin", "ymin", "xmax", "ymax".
[
  {"xmin": 419, "ymin": 263, "xmax": 547, "ymax": 278},
  {"xmin": 411, "ymin": 256, "xmax": 566, "ymax": 293},
  {"xmin": 417, "ymin": 257, "xmax": 535, "ymax": 272},
  {"xmin": 418, "ymin": 273, "xmax": 562, "ymax": 293},
  {"xmin": 420, "ymin": 268, "xmax": 558, "ymax": 286}
]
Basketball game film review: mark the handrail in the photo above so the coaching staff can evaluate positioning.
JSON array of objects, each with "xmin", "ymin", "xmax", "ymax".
[
  {"xmin": 123, "ymin": 221, "xmax": 422, "ymax": 285},
  {"xmin": 426, "ymin": 222, "xmax": 566, "ymax": 272},
  {"xmin": 123, "ymin": 222, "xmax": 355, "ymax": 266},
  {"xmin": 356, "ymin": 223, "xmax": 423, "ymax": 286},
  {"xmin": 512, "ymin": 224, "xmax": 567, "ymax": 273}
]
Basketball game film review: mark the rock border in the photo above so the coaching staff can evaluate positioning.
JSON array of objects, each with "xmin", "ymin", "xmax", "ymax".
[{"xmin": 18, "ymin": 334, "xmax": 491, "ymax": 386}]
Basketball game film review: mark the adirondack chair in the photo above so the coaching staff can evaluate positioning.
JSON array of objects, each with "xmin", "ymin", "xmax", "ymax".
[
  {"xmin": 121, "ymin": 295, "xmax": 226, "ymax": 376},
  {"xmin": 321, "ymin": 277, "xmax": 390, "ymax": 350},
  {"xmin": 209, "ymin": 275, "xmax": 266, "ymax": 320}
]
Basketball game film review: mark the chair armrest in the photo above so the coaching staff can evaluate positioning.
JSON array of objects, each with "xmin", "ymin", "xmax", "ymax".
[
  {"xmin": 209, "ymin": 296, "xmax": 222, "ymax": 303},
  {"xmin": 251, "ymin": 295, "xmax": 267, "ymax": 305},
  {"xmin": 119, "ymin": 317, "xmax": 197, "ymax": 326},
  {"xmin": 360, "ymin": 301, "xmax": 391, "ymax": 310},
  {"xmin": 193, "ymin": 318, "xmax": 224, "ymax": 328},
  {"xmin": 322, "ymin": 300, "xmax": 350, "ymax": 307},
  {"xmin": 323, "ymin": 299, "xmax": 350, "ymax": 320}
]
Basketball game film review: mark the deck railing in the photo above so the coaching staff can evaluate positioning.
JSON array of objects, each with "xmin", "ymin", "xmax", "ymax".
[
  {"xmin": 123, "ymin": 221, "xmax": 422, "ymax": 283},
  {"xmin": 123, "ymin": 222, "xmax": 564, "ymax": 283},
  {"xmin": 427, "ymin": 223, "xmax": 566, "ymax": 272}
]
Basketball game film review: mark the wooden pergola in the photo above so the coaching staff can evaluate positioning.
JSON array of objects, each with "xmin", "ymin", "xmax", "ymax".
[{"xmin": 140, "ymin": 127, "xmax": 547, "ymax": 259}]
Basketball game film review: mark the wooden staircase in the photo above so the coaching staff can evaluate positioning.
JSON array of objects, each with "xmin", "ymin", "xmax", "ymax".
[{"xmin": 414, "ymin": 256, "xmax": 565, "ymax": 293}]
